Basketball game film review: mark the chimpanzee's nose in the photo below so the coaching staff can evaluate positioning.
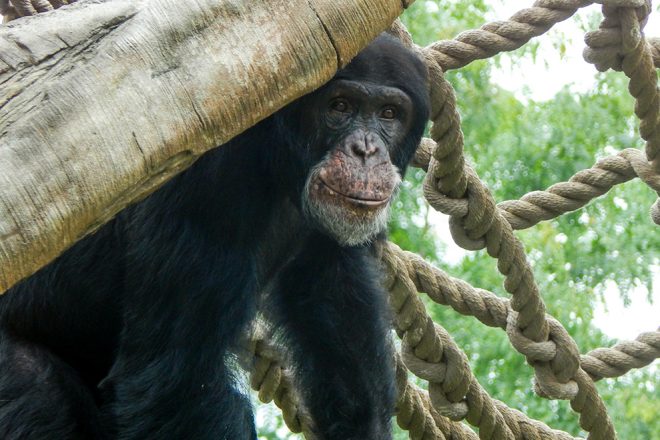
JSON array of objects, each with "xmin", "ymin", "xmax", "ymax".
[
  {"xmin": 351, "ymin": 139, "xmax": 378, "ymax": 158},
  {"xmin": 345, "ymin": 131, "xmax": 386, "ymax": 164}
]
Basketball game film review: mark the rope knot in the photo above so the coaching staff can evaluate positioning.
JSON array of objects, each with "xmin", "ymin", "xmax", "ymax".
[
  {"xmin": 583, "ymin": 0, "xmax": 652, "ymax": 71},
  {"xmin": 506, "ymin": 313, "xmax": 580, "ymax": 400},
  {"xmin": 402, "ymin": 324, "xmax": 472, "ymax": 421}
]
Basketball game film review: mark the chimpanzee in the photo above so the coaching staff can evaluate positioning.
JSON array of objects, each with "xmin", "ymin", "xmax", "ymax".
[{"xmin": 0, "ymin": 33, "xmax": 430, "ymax": 439}]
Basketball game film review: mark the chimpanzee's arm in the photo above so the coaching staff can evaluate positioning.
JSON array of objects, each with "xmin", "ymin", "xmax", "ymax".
[
  {"xmin": 99, "ymin": 140, "xmax": 272, "ymax": 440},
  {"xmin": 271, "ymin": 233, "xmax": 396, "ymax": 439}
]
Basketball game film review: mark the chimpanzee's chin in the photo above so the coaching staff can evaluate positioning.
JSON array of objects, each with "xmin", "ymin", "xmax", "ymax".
[
  {"xmin": 312, "ymin": 210, "xmax": 388, "ymax": 247},
  {"xmin": 303, "ymin": 190, "xmax": 389, "ymax": 247}
]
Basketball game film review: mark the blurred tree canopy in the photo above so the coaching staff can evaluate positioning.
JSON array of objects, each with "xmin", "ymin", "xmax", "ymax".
[{"xmin": 257, "ymin": 1, "xmax": 659, "ymax": 438}]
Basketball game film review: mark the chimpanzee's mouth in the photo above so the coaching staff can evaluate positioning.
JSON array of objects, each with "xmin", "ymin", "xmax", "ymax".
[{"xmin": 318, "ymin": 178, "xmax": 390, "ymax": 208}]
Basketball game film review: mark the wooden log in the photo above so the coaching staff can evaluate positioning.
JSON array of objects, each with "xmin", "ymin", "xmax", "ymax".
[{"xmin": 0, "ymin": 0, "xmax": 407, "ymax": 292}]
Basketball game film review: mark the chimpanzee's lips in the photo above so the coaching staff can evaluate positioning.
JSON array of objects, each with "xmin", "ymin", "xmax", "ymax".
[{"xmin": 318, "ymin": 178, "xmax": 390, "ymax": 208}]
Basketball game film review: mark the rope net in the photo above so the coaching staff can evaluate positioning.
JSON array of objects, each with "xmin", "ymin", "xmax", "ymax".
[
  {"xmin": 3, "ymin": 0, "xmax": 658, "ymax": 439},
  {"xmin": 248, "ymin": 1, "xmax": 660, "ymax": 439}
]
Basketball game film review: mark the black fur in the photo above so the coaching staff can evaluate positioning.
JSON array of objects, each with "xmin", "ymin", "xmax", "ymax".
[{"xmin": 0, "ymin": 34, "xmax": 429, "ymax": 439}]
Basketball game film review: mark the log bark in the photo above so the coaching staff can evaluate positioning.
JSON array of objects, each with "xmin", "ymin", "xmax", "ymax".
[{"xmin": 0, "ymin": 0, "xmax": 407, "ymax": 292}]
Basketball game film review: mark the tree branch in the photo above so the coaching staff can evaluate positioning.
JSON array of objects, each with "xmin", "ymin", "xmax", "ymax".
[{"xmin": 0, "ymin": 0, "xmax": 406, "ymax": 292}]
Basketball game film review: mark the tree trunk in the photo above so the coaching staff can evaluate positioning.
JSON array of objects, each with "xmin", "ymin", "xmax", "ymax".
[{"xmin": 0, "ymin": 0, "xmax": 406, "ymax": 292}]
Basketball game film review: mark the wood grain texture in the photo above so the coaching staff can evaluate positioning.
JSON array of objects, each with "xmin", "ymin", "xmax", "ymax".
[{"xmin": 0, "ymin": 0, "xmax": 407, "ymax": 292}]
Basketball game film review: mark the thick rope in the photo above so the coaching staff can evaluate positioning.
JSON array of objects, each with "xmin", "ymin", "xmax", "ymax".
[
  {"xmin": 394, "ymin": 355, "xmax": 482, "ymax": 440},
  {"xmin": 414, "ymin": 142, "xmax": 660, "ymax": 229},
  {"xmin": 379, "ymin": 242, "xmax": 584, "ymax": 440},
  {"xmin": 580, "ymin": 329, "xmax": 660, "ymax": 381},
  {"xmin": 584, "ymin": 0, "xmax": 660, "ymax": 223},
  {"xmin": 650, "ymin": 37, "xmax": 660, "ymax": 68},
  {"xmin": 414, "ymin": 2, "xmax": 645, "ymax": 434},
  {"xmin": 395, "ymin": 358, "xmax": 451, "ymax": 440},
  {"xmin": 419, "ymin": 0, "xmax": 659, "ymax": 227},
  {"xmin": 497, "ymin": 149, "xmax": 659, "ymax": 228},
  {"xmin": 247, "ymin": 337, "xmax": 315, "ymax": 437},
  {"xmin": 420, "ymin": 49, "xmax": 586, "ymax": 399},
  {"xmin": 425, "ymin": 0, "xmax": 592, "ymax": 71},
  {"xmin": 383, "ymin": 241, "xmax": 660, "ymax": 381},
  {"xmin": 248, "ymin": 336, "xmax": 479, "ymax": 440},
  {"xmin": 419, "ymin": 94, "xmax": 617, "ymax": 439}
]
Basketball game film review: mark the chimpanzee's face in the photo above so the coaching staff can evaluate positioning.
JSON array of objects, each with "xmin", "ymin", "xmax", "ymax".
[
  {"xmin": 298, "ymin": 79, "xmax": 418, "ymax": 246},
  {"xmin": 274, "ymin": 35, "xmax": 429, "ymax": 246}
]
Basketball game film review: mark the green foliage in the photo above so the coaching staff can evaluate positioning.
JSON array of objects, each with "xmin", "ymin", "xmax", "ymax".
[
  {"xmin": 401, "ymin": 0, "xmax": 489, "ymax": 46},
  {"xmin": 255, "ymin": 400, "xmax": 302, "ymax": 440}
]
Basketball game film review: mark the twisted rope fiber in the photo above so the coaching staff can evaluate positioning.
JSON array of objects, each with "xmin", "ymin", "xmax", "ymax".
[
  {"xmin": 411, "ymin": 1, "xmax": 659, "ymax": 433},
  {"xmin": 380, "ymin": 242, "xmax": 583, "ymax": 440},
  {"xmin": 417, "ymin": 0, "xmax": 660, "ymax": 222},
  {"xmin": 383, "ymin": 241, "xmax": 660, "ymax": 382},
  {"xmin": 248, "ymin": 337, "xmax": 479, "ymax": 440},
  {"xmin": 580, "ymin": 329, "xmax": 660, "ymax": 381},
  {"xmin": 247, "ymin": 337, "xmax": 314, "ymax": 437},
  {"xmin": 585, "ymin": 1, "xmax": 659, "ymax": 163},
  {"xmin": 497, "ymin": 149, "xmax": 660, "ymax": 229},
  {"xmin": 424, "ymin": 34, "xmax": 588, "ymax": 403},
  {"xmin": 413, "ymin": 142, "xmax": 660, "ymax": 230},
  {"xmin": 423, "ymin": 0, "xmax": 658, "ymax": 72},
  {"xmin": 247, "ymin": 243, "xmax": 658, "ymax": 440},
  {"xmin": 411, "ymin": 3, "xmax": 659, "ymax": 436},
  {"xmin": 585, "ymin": 1, "xmax": 660, "ymax": 224},
  {"xmin": 395, "ymin": 358, "xmax": 451, "ymax": 440},
  {"xmin": 421, "ymin": 57, "xmax": 617, "ymax": 440},
  {"xmin": 394, "ymin": 354, "xmax": 481, "ymax": 440},
  {"xmin": 425, "ymin": 0, "xmax": 592, "ymax": 72}
]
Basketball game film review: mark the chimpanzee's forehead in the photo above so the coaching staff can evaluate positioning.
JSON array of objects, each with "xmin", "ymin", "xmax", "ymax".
[
  {"xmin": 335, "ymin": 34, "xmax": 428, "ymax": 90},
  {"xmin": 325, "ymin": 79, "xmax": 412, "ymax": 105}
]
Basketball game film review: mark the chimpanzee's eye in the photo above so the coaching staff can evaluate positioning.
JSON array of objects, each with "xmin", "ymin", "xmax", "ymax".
[
  {"xmin": 330, "ymin": 99, "xmax": 350, "ymax": 113},
  {"xmin": 380, "ymin": 106, "xmax": 396, "ymax": 119}
]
